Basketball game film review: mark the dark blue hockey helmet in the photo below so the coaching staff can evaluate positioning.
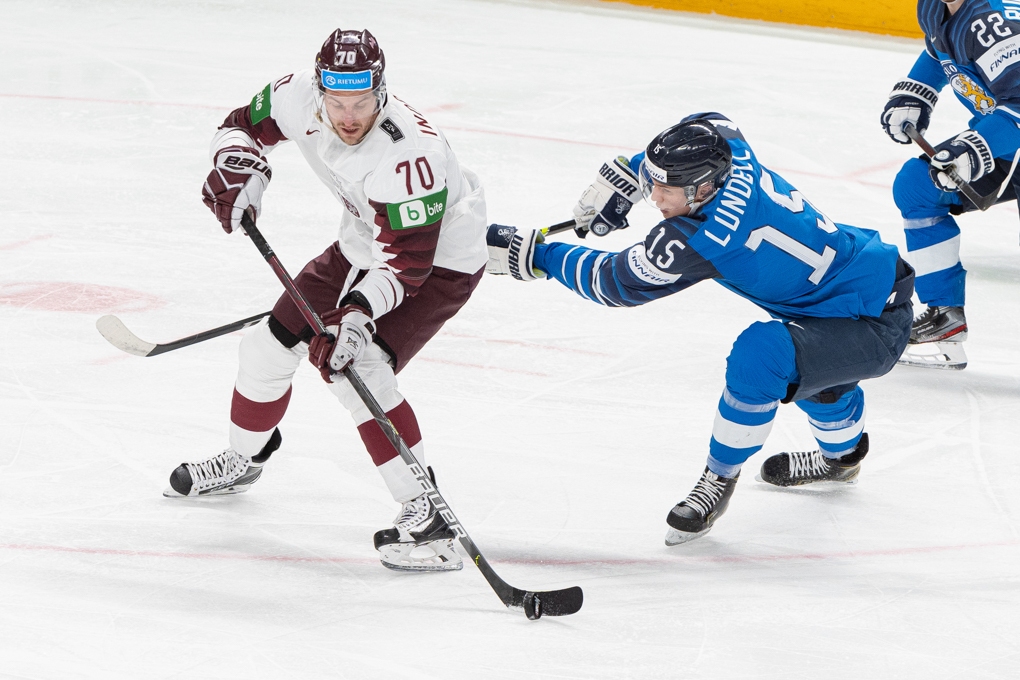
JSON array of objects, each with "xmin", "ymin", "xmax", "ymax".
[{"xmin": 641, "ymin": 119, "xmax": 732, "ymax": 192}]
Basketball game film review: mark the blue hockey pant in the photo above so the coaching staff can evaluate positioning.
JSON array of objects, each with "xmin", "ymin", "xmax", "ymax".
[{"xmin": 706, "ymin": 301, "xmax": 912, "ymax": 478}]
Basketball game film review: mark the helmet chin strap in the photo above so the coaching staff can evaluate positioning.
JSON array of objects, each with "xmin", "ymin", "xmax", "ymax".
[{"xmin": 684, "ymin": 183, "xmax": 718, "ymax": 213}]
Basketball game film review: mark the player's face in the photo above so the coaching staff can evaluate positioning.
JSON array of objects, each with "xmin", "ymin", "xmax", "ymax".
[
  {"xmin": 322, "ymin": 91, "xmax": 380, "ymax": 145},
  {"xmin": 649, "ymin": 181, "xmax": 693, "ymax": 218}
]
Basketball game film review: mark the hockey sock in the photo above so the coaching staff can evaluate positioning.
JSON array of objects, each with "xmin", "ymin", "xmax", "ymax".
[
  {"xmin": 708, "ymin": 387, "xmax": 778, "ymax": 471},
  {"xmin": 229, "ymin": 319, "xmax": 303, "ymax": 457},
  {"xmin": 357, "ymin": 400, "xmax": 425, "ymax": 503},
  {"xmin": 706, "ymin": 455, "xmax": 742, "ymax": 479},
  {"xmin": 796, "ymin": 387, "xmax": 866, "ymax": 457}
]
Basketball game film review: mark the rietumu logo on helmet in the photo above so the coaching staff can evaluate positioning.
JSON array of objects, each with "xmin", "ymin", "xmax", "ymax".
[
  {"xmin": 321, "ymin": 69, "xmax": 373, "ymax": 92},
  {"xmin": 315, "ymin": 28, "xmax": 386, "ymax": 102}
]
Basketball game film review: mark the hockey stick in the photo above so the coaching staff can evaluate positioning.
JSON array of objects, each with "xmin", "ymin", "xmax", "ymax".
[
  {"xmin": 903, "ymin": 123, "xmax": 996, "ymax": 211},
  {"xmin": 96, "ymin": 311, "xmax": 271, "ymax": 357},
  {"xmin": 97, "ymin": 221, "xmax": 576, "ymax": 359},
  {"xmin": 240, "ymin": 212, "xmax": 583, "ymax": 620},
  {"xmin": 541, "ymin": 219, "xmax": 575, "ymax": 237}
]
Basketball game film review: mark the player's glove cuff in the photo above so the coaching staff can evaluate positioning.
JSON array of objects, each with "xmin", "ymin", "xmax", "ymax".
[
  {"xmin": 485, "ymin": 224, "xmax": 546, "ymax": 281},
  {"xmin": 881, "ymin": 78, "xmax": 939, "ymax": 145},
  {"xmin": 929, "ymin": 129, "xmax": 994, "ymax": 191}
]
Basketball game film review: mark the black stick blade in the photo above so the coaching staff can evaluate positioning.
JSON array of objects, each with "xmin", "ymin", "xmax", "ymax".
[{"xmin": 514, "ymin": 586, "xmax": 583, "ymax": 620}]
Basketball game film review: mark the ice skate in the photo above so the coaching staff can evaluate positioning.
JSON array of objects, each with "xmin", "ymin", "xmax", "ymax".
[
  {"xmin": 665, "ymin": 468, "xmax": 739, "ymax": 546},
  {"xmin": 756, "ymin": 433, "xmax": 868, "ymax": 487},
  {"xmin": 897, "ymin": 306, "xmax": 968, "ymax": 369},
  {"xmin": 373, "ymin": 493, "xmax": 463, "ymax": 572},
  {"xmin": 163, "ymin": 428, "xmax": 281, "ymax": 498}
]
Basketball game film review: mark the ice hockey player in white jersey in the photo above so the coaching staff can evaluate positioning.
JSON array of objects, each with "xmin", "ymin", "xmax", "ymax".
[{"xmin": 164, "ymin": 29, "xmax": 488, "ymax": 572}]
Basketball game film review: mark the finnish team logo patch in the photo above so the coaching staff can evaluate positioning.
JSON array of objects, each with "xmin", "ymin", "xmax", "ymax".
[
  {"xmin": 320, "ymin": 68, "xmax": 372, "ymax": 91},
  {"xmin": 951, "ymin": 73, "xmax": 996, "ymax": 114}
]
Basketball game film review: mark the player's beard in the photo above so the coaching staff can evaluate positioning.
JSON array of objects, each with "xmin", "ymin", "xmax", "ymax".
[{"xmin": 333, "ymin": 115, "xmax": 377, "ymax": 145}]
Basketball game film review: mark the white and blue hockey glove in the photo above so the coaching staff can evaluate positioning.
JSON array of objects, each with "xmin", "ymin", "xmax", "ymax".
[
  {"xmin": 485, "ymin": 224, "xmax": 545, "ymax": 281},
  {"xmin": 880, "ymin": 78, "xmax": 939, "ymax": 144},
  {"xmin": 572, "ymin": 156, "xmax": 640, "ymax": 238},
  {"xmin": 928, "ymin": 130, "xmax": 995, "ymax": 192}
]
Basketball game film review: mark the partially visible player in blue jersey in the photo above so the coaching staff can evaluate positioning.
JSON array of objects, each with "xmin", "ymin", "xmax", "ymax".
[
  {"xmin": 881, "ymin": 0, "xmax": 1020, "ymax": 369},
  {"xmin": 486, "ymin": 114, "xmax": 915, "ymax": 545}
]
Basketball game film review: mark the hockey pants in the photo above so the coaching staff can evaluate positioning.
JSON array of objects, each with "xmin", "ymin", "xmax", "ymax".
[{"xmin": 705, "ymin": 293, "xmax": 912, "ymax": 478}]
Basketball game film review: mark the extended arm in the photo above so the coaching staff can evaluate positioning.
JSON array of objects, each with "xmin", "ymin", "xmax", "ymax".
[{"xmin": 486, "ymin": 219, "xmax": 720, "ymax": 307}]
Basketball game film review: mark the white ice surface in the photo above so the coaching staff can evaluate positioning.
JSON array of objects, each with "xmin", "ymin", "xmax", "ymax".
[{"xmin": 2, "ymin": 1, "xmax": 1019, "ymax": 678}]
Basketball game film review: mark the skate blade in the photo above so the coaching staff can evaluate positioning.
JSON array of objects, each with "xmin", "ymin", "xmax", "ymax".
[
  {"xmin": 897, "ymin": 342, "xmax": 967, "ymax": 370},
  {"xmin": 753, "ymin": 473, "xmax": 859, "ymax": 487},
  {"xmin": 664, "ymin": 526, "xmax": 711, "ymax": 546},
  {"xmin": 378, "ymin": 540, "xmax": 463, "ymax": 572},
  {"xmin": 162, "ymin": 483, "xmax": 253, "ymax": 498}
]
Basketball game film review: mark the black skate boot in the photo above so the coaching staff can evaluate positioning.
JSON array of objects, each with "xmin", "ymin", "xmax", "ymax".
[
  {"xmin": 910, "ymin": 305, "xmax": 968, "ymax": 344},
  {"xmin": 665, "ymin": 468, "xmax": 739, "ymax": 545},
  {"xmin": 163, "ymin": 428, "xmax": 281, "ymax": 498},
  {"xmin": 373, "ymin": 491, "xmax": 462, "ymax": 572},
  {"xmin": 898, "ymin": 306, "xmax": 968, "ymax": 369},
  {"xmin": 757, "ymin": 433, "xmax": 869, "ymax": 487}
]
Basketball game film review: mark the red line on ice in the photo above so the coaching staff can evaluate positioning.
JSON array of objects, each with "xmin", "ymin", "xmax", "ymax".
[
  {"xmin": 0, "ymin": 93, "xmax": 893, "ymax": 188},
  {"xmin": 0, "ymin": 92, "xmax": 227, "ymax": 111},
  {"xmin": 2, "ymin": 539, "xmax": 1015, "ymax": 568},
  {"xmin": 0, "ymin": 234, "xmax": 53, "ymax": 250}
]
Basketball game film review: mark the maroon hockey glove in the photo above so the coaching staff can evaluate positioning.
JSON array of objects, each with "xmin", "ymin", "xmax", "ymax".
[
  {"xmin": 201, "ymin": 146, "xmax": 272, "ymax": 233},
  {"xmin": 307, "ymin": 304, "xmax": 376, "ymax": 383}
]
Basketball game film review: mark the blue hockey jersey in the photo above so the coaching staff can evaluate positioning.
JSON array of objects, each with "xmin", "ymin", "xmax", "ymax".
[
  {"xmin": 532, "ymin": 115, "xmax": 901, "ymax": 321},
  {"xmin": 910, "ymin": 0, "xmax": 1020, "ymax": 160}
]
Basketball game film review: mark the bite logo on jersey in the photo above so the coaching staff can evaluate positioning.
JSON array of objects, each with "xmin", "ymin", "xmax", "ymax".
[
  {"xmin": 977, "ymin": 34, "xmax": 1020, "ymax": 83},
  {"xmin": 386, "ymin": 188, "xmax": 448, "ymax": 229},
  {"xmin": 320, "ymin": 68, "xmax": 372, "ymax": 92},
  {"xmin": 250, "ymin": 84, "xmax": 272, "ymax": 124},
  {"xmin": 951, "ymin": 73, "xmax": 996, "ymax": 114}
]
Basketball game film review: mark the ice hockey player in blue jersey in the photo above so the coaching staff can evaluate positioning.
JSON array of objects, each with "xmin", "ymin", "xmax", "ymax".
[
  {"xmin": 485, "ymin": 114, "xmax": 916, "ymax": 545},
  {"xmin": 881, "ymin": 0, "xmax": 1020, "ymax": 369}
]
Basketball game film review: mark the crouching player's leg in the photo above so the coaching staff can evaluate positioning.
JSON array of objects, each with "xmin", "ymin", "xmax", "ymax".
[
  {"xmin": 665, "ymin": 321, "xmax": 796, "ymax": 545},
  {"xmin": 758, "ymin": 386, "xmax": 869, "ymax": 486},
  {"xmin": 756, "ymin": 282, "xmax": 914, "ymax": 488}
]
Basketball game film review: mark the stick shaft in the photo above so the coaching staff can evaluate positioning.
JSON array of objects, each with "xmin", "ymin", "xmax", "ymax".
[{"xmin": 903, "ymin": 123, "xmax": 993, "ymax": 211}]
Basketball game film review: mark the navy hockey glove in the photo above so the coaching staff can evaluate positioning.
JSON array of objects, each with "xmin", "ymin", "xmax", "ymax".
[
  {"xmin": 307, "ymin": 303, "xmax": 375, "ymax": 383},
  {"xmin": 202, "ymin": 146, "xmax": 272, "ymax": 233},
  {"xmin": 928, "ymin": 130, "xmax": 995, "ymax": 192},
  {"xmin": 573, "ymin": 156, "xmax": 640, "ymax": 237},
  {"xmin": 881, "ymin": 78, "xmax": 938, "ymax": 144},
  {"xmin": 485, "ymin": 224, "xmax": 545, "ymax": 281}
]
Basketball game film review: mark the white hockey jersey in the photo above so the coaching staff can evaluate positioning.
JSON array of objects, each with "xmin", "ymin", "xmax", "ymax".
[{"xmin": 210, "ymin": 69, "xmax": 487, "ymax": 316}]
